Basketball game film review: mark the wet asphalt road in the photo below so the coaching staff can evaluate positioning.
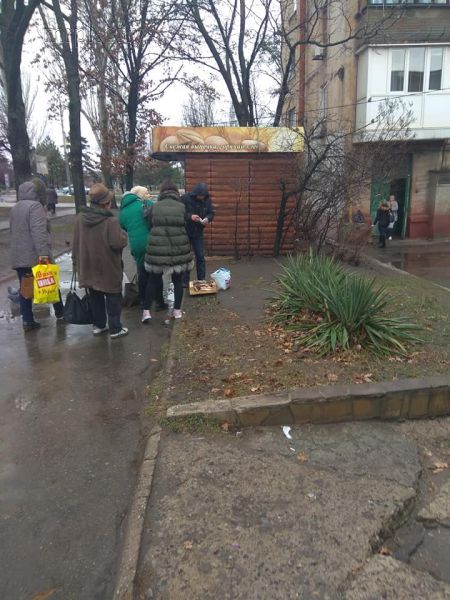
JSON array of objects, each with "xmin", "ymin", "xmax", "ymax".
[{"xmin": 0, "ymin": 258, "xmax": 169, "ymax": 599}]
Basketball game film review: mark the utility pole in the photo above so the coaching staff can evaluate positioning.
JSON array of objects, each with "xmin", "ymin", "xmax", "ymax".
[{"xmin": 59, "ymin": 103, "xmax": 71, "ymax": 188}]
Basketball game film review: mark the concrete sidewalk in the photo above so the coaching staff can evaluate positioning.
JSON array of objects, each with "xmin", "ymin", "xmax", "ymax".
[
  {"xmin": 136, "ymin": 420, "xmax": 450, "ymax": 599},
  {"xmin": 0, "ymin": 253, "xmax": 171, "ymax": 599}
]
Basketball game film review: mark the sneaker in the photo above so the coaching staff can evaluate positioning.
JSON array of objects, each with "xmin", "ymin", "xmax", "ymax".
[
  {"xmin": 142, "ymin": 310, "xmax": 152, "ymax": 323},
  {"xmin": 23, "ymin": 321, "xmax": 41, "ymax": 332},
  {"xmin": 388, "ymin": 236, "xmax": 393, "ymax": 241},
  {"xmin": 110, "ymin": 327, "xmax": 129, "ymax": 339},
  {"xmin": 173, "ymin": 309, "xmax": 183, "ymax": 319},
  {"xmin": 93, "ymin": 326, "xmax": 109, "ymax": 336}
]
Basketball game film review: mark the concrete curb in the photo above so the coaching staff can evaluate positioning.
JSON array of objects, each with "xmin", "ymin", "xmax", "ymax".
[
  {"xmin": 113, "ymin": 426, "xmax": 161, "ymax": 599},
  {"xmin": 112, "ymin": 315, "xmax": 181, "ymax": 599},
  {"xmin": 166, "ymin": 375, "xmax": 450, "ymax": 427}
]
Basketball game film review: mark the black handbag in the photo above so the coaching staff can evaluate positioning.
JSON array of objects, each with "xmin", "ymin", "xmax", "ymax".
[
  {"xmin": 122, "ymin": 273, "xmax": 140, "ymax": 308},
  {"xmin": 64, "ymin": 274, "xmax": 93, "ymax": 325}
]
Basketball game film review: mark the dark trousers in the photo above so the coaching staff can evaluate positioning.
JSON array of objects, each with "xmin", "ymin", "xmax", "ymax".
[
  {"xmin": 16, "ymin": 267, "xmax": 64, "ymax": 324},
  {"xmin": 184, "ymin": 235, "xmax": 205, "ymax": 284},
  {"xmin": 89, "ymin": 289, "xmax": 122, "ymax": 334},
  {"xmin": 138, "ymin": 265, "xmax": 165, "ymax": 307},
  {"xmin": 378, "ymin": 226, "xmax": 388, "ymax": 248},
  {"xmin": 144, "ymin": 272, "xmax": 183, "ymax": 310}
]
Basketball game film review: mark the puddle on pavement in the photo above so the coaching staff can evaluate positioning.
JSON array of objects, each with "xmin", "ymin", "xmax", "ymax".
[{"xmin": 373, "ymin": 248, "xmax": 450, "ymax": 288}]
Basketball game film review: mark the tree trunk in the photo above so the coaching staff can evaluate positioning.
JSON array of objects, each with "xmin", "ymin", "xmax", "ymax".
[
  {"xmin": 67, "ymin": 70, "xmax": 86, "ymax": 211},
  {"xmin": 0, "ymin": 2, "xmax": 39, "ymax": 188},
  {"xmin": 125, "ymin": 82, "xmax": 139, "ymax": 191}
]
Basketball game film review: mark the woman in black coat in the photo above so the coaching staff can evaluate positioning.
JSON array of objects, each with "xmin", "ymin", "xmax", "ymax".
[{"xmin": 373, "ymin": 201, "xmax": 391, "ymax": 248}]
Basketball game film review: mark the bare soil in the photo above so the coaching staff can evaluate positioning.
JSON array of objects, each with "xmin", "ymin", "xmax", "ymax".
[{"xmin": 166, "ymin": 257, "xmax": 450, "ymax": 407}]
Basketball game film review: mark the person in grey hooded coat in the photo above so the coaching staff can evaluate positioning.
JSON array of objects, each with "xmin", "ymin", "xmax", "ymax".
[{"xmin": 10, "ymin": 178, "xmax": 64, "ymax": 331}]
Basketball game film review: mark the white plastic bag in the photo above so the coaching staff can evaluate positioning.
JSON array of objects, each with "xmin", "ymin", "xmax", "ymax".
[{"xmin": 211, "ymin": 267, "xmax": 231, "ymax": 290}]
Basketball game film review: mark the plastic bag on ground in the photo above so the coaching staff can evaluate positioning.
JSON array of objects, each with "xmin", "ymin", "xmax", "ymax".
[{"xmin": 211, "ymin": 267, "xmax": 231, "ymax": 291}]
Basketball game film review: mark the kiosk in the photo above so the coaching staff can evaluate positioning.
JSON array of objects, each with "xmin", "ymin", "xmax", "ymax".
[{"xmin": 152, "ymin": 126, "xmax": 304, "ymax": 256}]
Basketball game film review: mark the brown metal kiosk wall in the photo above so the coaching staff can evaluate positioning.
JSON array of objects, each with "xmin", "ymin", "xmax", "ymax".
[{"xmin": 185, "ymin": 153, "xmax": 299, "ymax": 256}]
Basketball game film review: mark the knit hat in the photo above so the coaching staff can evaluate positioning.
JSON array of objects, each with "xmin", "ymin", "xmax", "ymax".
[
  {"xmin": 130, "ymin": 185, "xmax": 149, "ymax": 200},
  {"xmin": 89, "ymin": 183, "xmax": 114, "ymax": 205}
]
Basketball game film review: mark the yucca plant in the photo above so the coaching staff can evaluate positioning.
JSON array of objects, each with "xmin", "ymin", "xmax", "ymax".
[{"xmin": 273, "ymin": 253, "xmax": 420, "ymax": 356}]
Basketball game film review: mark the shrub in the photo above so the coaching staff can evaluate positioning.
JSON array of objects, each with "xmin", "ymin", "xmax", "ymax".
[{"xmin": 273, "ymin": 253, "xmax": 420, "ymax": 356}]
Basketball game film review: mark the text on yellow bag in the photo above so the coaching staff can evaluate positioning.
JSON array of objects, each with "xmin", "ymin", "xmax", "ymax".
[{"xmin": 32, "ymin": 262, "xmax": 60, "ymax": 304}]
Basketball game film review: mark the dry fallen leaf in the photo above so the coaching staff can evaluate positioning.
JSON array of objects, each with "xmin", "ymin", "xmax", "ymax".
[
  {"xmin": 183, "ymin": 540, "xmax": 193, "ymax": 550},
  {"xmin": 378, "ymin": 545, "xmax": 392, "ymax": 556},
  {"xmin": 431, "ymin": 461, "xmax": 448, "ymax": 474},
  {"xmin": 297, "ymin": 452, "xmax": 308, "ymax": 463},
  {"xmin": 221, "ymin": 421, "xmax": 229, "ymax": 433},
  {"xmin": 250, "ymin": 386, "xmax": 260, "ymax": 393},
  {"xmin": 32, "ymin": 590, "xmax": 58, "ymax": 600},
  {"xmin": 327, "ymin": 373, "xmax": 338, "ymax": 383},
  {"xmin": 363, "ymin": 373, "xmax": 373, "ymax": 383},
  {"xmin": 224, "ymin": 388, "xmax": 234, "ymax": 398}
]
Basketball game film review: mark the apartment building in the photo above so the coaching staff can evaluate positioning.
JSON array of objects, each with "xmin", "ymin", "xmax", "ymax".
[{"xmin": 286, "ymin": 0, "xmax": 450, "ymax": 238}]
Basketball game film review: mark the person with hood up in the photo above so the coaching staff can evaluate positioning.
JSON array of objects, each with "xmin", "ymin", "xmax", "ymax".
[
  {"xmin": 373, "ymin": 200, "xmax": 392, "ymax": 248},
  {"xmin": 144, "ymin": 180, "xmax": 193, "ymax": 320},
  {"xmin": 182, "ymin": 182, "xmax": 214, "ymax": 284},
  {"xmin": 119, "ymin": 185, "xmax": 165, "ymax": 323},
  {"xmin": 10, "ymin": 178, "xmax": 64, "ymax": 331},
  {"xmin": 72, "ymin": 183, "xmax": 129, "ymax": 338}
]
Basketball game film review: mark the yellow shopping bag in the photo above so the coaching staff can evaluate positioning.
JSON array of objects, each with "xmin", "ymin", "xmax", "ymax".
[{"xmin": 32, "ymin": 261, "xmax": 60, "ymax": 304}]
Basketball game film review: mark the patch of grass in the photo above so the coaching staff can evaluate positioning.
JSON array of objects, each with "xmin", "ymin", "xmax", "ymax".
[{"xmin": 159, "ymin": 414, "xmax": 221, "ymax": 433}]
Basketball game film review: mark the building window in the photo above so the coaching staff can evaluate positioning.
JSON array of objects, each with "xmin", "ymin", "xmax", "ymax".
[
  {"xmin": 390, "ymin": 47, "xmax": 445, "ymax": 93},
  {"xmin": 408, "ymin": 47, "xmax": 425, "ymax": 92},
  {"xmin": 390, "ymin": 49, "xmax": 405, "ymax": 92},
  {"xmin": 429, "ymin": 48, "xmax": 443, "ymax": 90}
]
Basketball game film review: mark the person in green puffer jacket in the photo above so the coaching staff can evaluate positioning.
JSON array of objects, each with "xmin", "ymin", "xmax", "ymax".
[
  {"xmin": 144, "ymin": 180, "xmax": 194, "ymax": 321},
  {"xmin": 119, "ymin": 186, "xmax": 165, "ymax": 322}
]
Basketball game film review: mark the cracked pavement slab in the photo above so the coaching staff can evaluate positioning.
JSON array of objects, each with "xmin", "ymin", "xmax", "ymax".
[
  {"xmin": 344, "ymin": 555, "xmax": 450, "ymax": 599},
  {"xmin": 136, "ymin": 422, "xmax": 423, "ymax": 599}
]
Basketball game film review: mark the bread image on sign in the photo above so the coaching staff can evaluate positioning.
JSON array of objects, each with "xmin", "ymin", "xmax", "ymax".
[{"xmin": 152, "ymin": 126, "xmax": 304, "ymax": 154}]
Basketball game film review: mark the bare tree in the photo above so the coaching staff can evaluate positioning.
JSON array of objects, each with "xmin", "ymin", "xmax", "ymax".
[
  {"xmin": 179, "ymin": 0, "xmax": 402, "ymax": 127},
  {"xmin": 0, "ymin": 0, "xmax": 41, "ymax": 186},
  {"xmin": 82, "ymin": 0, "xmax": 183, "ymax": 189},
  {"xmin": 39, "ymin": 0, "xmax": 86, "ymax": 210},
  {"xmin": 273, "ymin": 98, "xmax": 414, "ymax": 256},
  {"xmin": 182, "ymin": 78, "xmax": 218, "ymax": 126}
]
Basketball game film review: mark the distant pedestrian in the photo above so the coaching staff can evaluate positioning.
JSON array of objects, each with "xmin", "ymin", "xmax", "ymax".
[
  {"xmin": 47, "ymin": 184, "xmax": 58, "ymax": 215},
  {"xmin": 10, "ymin": 178, "xmax": 64, "ymax": 331},
  {"xmin": 373, "ymin": 201, "xmax": 391, "ymax": 248},
  {"xmin": 119, "ymin": 185, "xmax": 165, "ymax": 323},
  {"xmin": 388, "ymin": 194, "xmax": 399, "ymax": 240},
  {"xmin": 144, "ymin": 180, "xmax": 193, "ymax": 321},
  {"xmin": 72, "ymin": 183, "xmax": 129, "ymax": 338},
  {"xmin": 182, "ymin": 182, "xmax": 214, "ymax": 285}
]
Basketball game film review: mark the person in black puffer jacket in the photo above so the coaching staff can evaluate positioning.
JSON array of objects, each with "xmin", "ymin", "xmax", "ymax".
[{"xmin": 181, "ymin": 182, "xmax": 215, "ymax": 283}]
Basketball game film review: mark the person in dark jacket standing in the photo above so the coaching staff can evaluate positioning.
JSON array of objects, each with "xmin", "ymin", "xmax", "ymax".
[
  {"xmin": 182, "ymin": 182, "xmax": 214, "ymax": 283},
  {"xmin": 373, "ymin": 201, "xmax": 391, "ymax": 248},
  {"xmin": 47, "ymin": 185, "xmax": 58, "ymax": 215},
  {"xmin": 72, "ymin": 183, "xmax": 129, "ymax": 338},
  {"xmin": 10, "ymin": 178, "xmax": 64, "ymax": 331},
  {"xmin": 144, "ymin": 180, "xmax": 193, "ymax": 320}
]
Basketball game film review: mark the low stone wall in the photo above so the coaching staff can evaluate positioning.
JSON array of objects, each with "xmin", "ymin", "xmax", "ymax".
[{"xmin": 166, "ymin": 375, "xmax": 450, "ymax": 427}]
